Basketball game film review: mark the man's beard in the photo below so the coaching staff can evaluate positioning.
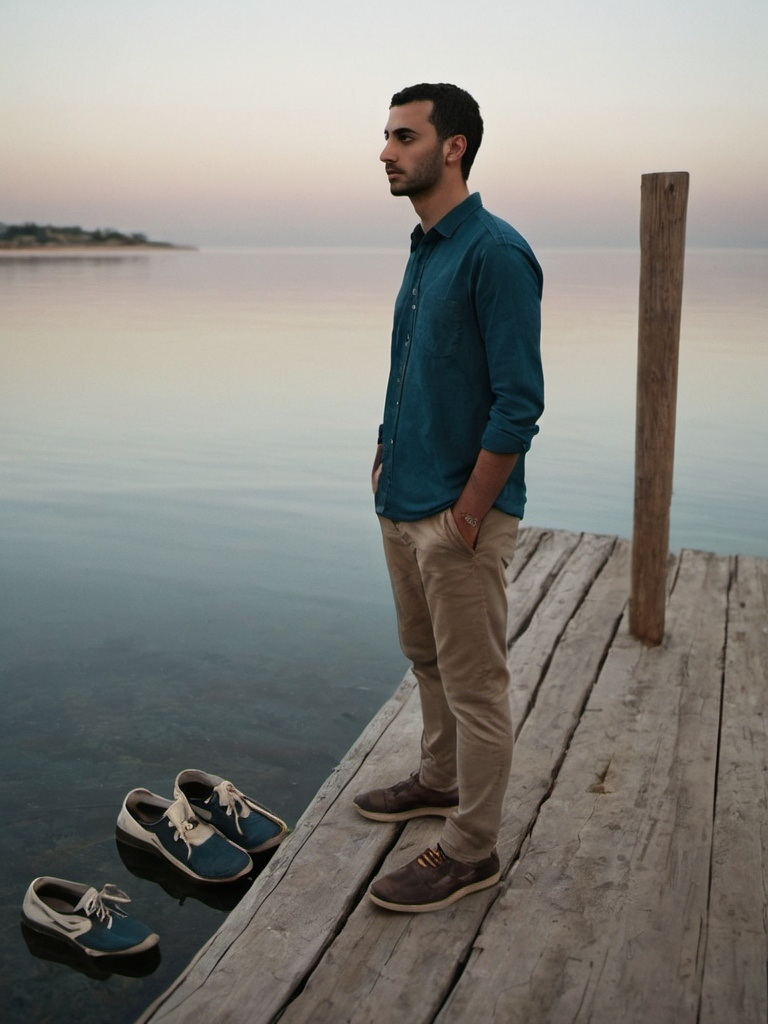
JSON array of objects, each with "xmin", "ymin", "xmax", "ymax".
[{"xmin": 389, "ymin": 142, "xmax": 444, "ymax": 197}]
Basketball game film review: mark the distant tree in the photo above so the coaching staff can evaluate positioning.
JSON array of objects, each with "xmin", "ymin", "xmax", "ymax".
[{"xmin": 0, "ymin": 220, "xmax": 182, "ymax": 248}]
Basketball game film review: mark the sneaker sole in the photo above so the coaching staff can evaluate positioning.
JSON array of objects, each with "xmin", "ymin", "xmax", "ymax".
[
  {"xmin": 368, "ymin": 871, "xmax": 500, "ymax": 913},
  {"xmin": 115, "ymin": 825, "xmax": 252, "ymax": 884},
  {"xmin": 353, "ymin": 804, "xmax": 458, "ymax": 823},
  {"xmin": 20, "ymin": 913, "xmax": 159, "ymax": 957}
]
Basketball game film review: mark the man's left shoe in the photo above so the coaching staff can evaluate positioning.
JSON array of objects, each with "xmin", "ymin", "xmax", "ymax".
[
  {"xmin": 369, "ymin": 845, "xmax": 500, "ymax": 913},
  {"xmin": 174, "ymin": 770, "xmax": 290, "ymax": 854}
]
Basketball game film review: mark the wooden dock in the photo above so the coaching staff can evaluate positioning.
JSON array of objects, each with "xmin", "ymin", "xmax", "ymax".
[{"xmin": 139, "ymin": 527, "xmax": 768, "ymax": 1024}]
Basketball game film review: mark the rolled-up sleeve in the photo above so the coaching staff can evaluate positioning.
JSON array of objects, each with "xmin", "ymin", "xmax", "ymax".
[{"xmin": 477, "ymin": 242, "xmax": 544, "ymax": 455}]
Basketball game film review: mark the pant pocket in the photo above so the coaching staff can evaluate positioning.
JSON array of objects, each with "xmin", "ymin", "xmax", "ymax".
[{"xmin": 442, "ymin": 508, "xmax": 475, "ymax": 556}]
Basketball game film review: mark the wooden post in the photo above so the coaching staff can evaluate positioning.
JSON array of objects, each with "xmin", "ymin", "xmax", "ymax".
[{"xmin": 630, "ymin": 171, "xmax": 689, "ymax": 645}]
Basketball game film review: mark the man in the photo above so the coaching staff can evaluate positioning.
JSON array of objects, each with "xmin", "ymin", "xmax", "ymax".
[{"xmin": 353, "ymin": 83, "xmax": 544, "ymax": 913}]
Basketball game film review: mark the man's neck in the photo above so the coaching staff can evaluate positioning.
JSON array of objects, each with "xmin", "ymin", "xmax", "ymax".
[{"xmin": 411, "ymin": 181, "xmax": 470, "ymax": 234}]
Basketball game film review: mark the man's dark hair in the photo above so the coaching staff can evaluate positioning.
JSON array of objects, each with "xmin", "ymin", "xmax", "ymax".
[{"xmin": 389, "ymin": 83, "xmax": 484, "ymax": 180}]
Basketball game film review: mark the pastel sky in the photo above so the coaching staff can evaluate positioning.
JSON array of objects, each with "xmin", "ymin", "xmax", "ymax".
[{"xmin": 2, "ymin": 0, "xmax": 766, "ymax": 248}]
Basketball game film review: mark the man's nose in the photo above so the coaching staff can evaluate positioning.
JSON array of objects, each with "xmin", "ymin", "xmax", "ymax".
[{"xmin": 380, "ymin": 140, "xmax": 394, "ymax": 163}]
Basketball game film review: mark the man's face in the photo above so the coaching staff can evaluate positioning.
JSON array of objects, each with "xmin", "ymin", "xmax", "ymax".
[{"xmin": 380, "ymin": 100, "xmax": 446, "ymax": 198}]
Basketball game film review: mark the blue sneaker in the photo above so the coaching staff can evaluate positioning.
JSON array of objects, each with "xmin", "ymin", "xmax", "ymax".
[
  {"xmin": 21, "ymin": 877, "xmax": 159, "ymax": 957},
  {"xmin": 116, "ymin": 788, "xmax": 253, "ymax": 883},
  {"xmin": 174, "ymin": 770, "xmax": 289, "ymax": 854}
]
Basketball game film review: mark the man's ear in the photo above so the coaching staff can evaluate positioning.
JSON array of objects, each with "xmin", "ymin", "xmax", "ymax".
[{"xmin": 444, "ymin": 134, "xmax": 467, "ymax": 167}]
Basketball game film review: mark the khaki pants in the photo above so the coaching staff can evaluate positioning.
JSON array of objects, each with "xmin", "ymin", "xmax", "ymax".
[{"xmin": 379, "ymin": 508, "xmax": 519, "ymax": 863}]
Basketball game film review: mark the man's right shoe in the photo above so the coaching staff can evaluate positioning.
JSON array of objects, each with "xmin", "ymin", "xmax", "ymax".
[
  {"xmin": 116, "ymin": 788, "xmax": 253, "ymax": 883},
  {"xmin": 369, "ymin": 844, "xmax": 500, "ymax": 912},
  {"xmin": 353, "ymin": 771, "xmax": 459, "ymax": 822}
]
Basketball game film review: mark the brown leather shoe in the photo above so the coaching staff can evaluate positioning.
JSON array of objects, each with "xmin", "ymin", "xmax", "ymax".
[
  {"xmin": 353, "ymin": 772, "xmax": 458, "ymax": 822},
  {"xmin": 369, "ymin": 844, "xmax": 500, "ymax": 912}
]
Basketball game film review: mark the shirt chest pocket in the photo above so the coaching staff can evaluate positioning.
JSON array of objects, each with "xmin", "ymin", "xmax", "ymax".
[{"xmin": 420, "ymin": 298, "xmax": 461, "ymax": 358}]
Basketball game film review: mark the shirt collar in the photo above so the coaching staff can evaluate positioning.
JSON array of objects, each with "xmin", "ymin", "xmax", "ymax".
[{"xmin": 410, "ymin": 192, "xmax": 483, "ymax": 251}]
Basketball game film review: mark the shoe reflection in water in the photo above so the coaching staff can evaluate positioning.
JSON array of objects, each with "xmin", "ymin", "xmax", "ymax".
[
  {"xmin": 20, "ymin": 921, "xmax": 161, "ymax": 979},
  {"xmin": 115, "ymin": 836, "xmax": 277, "ymax": 912}
]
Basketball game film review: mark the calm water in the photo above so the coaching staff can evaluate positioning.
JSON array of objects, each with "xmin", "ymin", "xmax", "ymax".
[{"xmin": 1, "ymin": 246, "xmax": 766, "ymax": 1022}]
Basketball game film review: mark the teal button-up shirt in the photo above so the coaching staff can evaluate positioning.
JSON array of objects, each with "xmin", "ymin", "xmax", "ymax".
[{"xmin": 375, "ymin": 193, "xmax": 544, "ymax": 522}]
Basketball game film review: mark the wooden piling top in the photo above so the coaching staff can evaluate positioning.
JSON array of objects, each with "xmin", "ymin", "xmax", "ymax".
[{"xmin": 138, "ymin": 527, "xmax": 768, "ymax": 1024}]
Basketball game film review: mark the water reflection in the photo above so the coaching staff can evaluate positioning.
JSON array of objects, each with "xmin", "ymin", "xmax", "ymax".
[{"xmin": 1, "ymin": 246, "xmax": 766, "ymax": 1024}]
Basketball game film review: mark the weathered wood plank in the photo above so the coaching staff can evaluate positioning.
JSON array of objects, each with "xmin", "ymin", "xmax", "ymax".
[
  {"xmin": 500, "ymin": 538, "xmax": 630, "ymax": 855},
  {"xmin": 507, "ymin": 532, "xmax": 617, "ymax": 730},
  {"xmin": 437, "ymin": 549, "xmax": 729, "ymax": 1024},
  {"xmin": 506, "ymin": 528, "xmax": 583, "ymax": 641},
  {"xmin": 273, "ymin": 538, "xmax": 628, "ymax": 1024},
  {"xmin": 700, "ymin": 555, "xmax": 768, "ymax": 1023},
  {"xmin": 505, "ymin": 521, "xmax": 544, "ymax": 580}
]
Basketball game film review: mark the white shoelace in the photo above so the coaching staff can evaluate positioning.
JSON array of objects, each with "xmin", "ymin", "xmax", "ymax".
[
  {"xmin": 166, "ymin": 795, "xmax": 203, "ymax": 859},
  {"xmin": 75, "ymin": 884, "xmax": 131, "ymax": 929},
  {"xmin": 209, "ymin": 780, "xmax": 253, "ymax": 836}
]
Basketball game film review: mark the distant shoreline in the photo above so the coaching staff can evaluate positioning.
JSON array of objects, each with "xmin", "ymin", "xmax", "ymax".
[
  {"xmin": 0, "ymin": 244, "xmax": 196, "ymax": 256},
  {"xmin": 0, "ymin": 222, "xmax": 196, "ymax": 253}
]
